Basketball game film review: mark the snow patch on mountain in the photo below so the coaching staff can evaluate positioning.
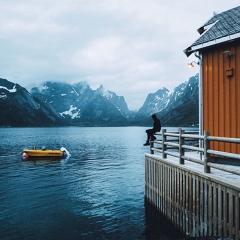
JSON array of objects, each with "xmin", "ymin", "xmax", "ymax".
[
  {"xmin": 36, "ymin": 83, "xmax": 49, "ymax": 91},
  {"xmin": 60, "ymin": 105, "xmax": 81, "ymax": 119},
  {"xmin": 0, "ymin": 85, "xmax": 17, "ymax": 93}
]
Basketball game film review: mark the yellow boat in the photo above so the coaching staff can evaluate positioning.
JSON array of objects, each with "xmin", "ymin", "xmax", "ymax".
[{"xmin": 22, "ymin": 148, "xmax": 64, "ymax": 158}]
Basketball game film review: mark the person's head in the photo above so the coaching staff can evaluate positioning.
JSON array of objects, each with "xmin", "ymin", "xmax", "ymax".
[{"xmin": 152, "ymin": 114, "xmax": 157, "ymax": 119}]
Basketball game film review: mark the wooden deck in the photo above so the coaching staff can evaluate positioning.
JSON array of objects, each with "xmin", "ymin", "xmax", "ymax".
[
  {"xmin": 146, "ymin": 152, "xmax": 240, "ymax": 189},
  {"xmin": 145, "ymin": 152, "xmax": 240, "ymax": 238}
]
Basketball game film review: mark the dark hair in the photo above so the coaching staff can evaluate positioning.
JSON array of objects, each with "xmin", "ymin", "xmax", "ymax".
[{"xmin": 152, "ymin": 114, "xmax": 157, "ymax": 118}]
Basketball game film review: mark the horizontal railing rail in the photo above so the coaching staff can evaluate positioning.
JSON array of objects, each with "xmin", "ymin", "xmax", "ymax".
[{"xmin": 150, "ymin": 128, "xmax": 240, "ymax": 175}]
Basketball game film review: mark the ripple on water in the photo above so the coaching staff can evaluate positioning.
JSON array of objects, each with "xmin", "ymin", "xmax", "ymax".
[{"xmin": 0, "ymin": 127, "xmax": 190, "ymax": 240}]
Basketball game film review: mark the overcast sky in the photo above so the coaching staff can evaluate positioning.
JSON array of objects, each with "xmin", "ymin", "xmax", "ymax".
[{"xmin": 0, "ymin": 1, "xmax": 239, "ymax": 110}]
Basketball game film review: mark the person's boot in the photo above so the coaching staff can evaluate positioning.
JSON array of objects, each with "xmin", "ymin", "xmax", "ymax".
[
  {"xmin": 143, "ymin": 141, "xmax": 150, "ymax": 146},
  {"xmin": 151, "ymin": 136, "xmax": 156, "ymax": 141}
]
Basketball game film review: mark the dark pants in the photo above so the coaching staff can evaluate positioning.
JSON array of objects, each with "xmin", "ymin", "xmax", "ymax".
[{"xmin": 146, "ymin": 129, "xmax": 156, "ymax": 142}]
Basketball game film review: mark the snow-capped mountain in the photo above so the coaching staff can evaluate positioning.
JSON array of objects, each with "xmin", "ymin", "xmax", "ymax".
[
  {"xmin": 167, "ymin": 75, "xmax": 199, "ymax": 110},
  {"xmin": 0, "ymin": 75, "xmax": 199, "ymax": 127},
  {"xmin": 136, "ymin": 74, "xmax": 199, "ymax": 127},
  {"xmin": 31, "ymin": 81, "xmax": 129, "ymax": 126},
  {"xmin": 136, "ymin": 87, "xmax": 170, "ymax": 118},
  {"xmin": 96, "ymin": 85, "xmax": 130, "ymax": 117},
  {"xmin": 0, "ymin": 78, "xmax": 64, "ymax": 126},
  {"xmin": 158, "ymin": 75, "xmax": 199, "ymax": 126}
]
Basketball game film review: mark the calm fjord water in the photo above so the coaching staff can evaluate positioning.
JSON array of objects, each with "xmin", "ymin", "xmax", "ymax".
[{"xmin": 0, "ymin": 127, "xmax": 183, "ymax": 240}]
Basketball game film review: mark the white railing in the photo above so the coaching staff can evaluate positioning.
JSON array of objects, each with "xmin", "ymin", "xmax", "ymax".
[{"xmin": 150, "ymin": 128, "xmax": 240, "ymax": 175}]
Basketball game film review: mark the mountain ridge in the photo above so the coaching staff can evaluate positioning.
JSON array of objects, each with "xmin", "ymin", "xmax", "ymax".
[{"xmin": 0, "ymin": 75, "xmax": 199, "ymax": 127}]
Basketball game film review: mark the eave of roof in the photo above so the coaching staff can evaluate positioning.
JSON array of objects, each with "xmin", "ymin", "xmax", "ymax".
[{"xmin": 184, "ymin": 32, "xmax": 240, "ymax": 56}]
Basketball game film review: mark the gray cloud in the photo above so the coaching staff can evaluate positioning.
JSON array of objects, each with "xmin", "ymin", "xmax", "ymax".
[{"xmin": 0, "ymin": 0, "xmax": 239, "ymax": 109}]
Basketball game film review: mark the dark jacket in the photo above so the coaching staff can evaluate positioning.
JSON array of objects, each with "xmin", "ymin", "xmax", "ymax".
[{"xmin": 153, "ymin": 118, "xmax": 161, "ymax": 132}]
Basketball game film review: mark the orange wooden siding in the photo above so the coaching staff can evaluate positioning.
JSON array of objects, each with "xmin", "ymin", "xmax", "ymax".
[{"xmin": 202, "ymin": 40, "xmax": 240, "ymax": 154}]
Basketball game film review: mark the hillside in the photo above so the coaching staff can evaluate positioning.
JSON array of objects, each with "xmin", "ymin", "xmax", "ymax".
[{"xmin": 0, "ymin": 75, "xmax": 199, "ymax": 127}]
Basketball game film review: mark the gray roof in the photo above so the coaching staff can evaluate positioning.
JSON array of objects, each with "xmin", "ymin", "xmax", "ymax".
[{"xmin": 184, "ymin": 6, "xmax": 240, "ymax": 56}]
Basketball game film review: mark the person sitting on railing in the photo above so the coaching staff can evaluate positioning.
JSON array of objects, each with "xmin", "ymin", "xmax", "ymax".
[{"xmin": 143, "ymin": 114, "xmax": 161, "ymax": 146}]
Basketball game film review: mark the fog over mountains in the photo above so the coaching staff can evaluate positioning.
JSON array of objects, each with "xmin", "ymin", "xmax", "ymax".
[{"xmin": 0, "ymin": 75, "xmax": 199, "ymax": 127}]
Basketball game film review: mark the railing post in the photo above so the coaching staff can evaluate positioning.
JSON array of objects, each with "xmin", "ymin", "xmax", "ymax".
[
  {"xmin": 179, "ymin": 128, "xmax": 185, "ymax": 164},
  {"xmin": 150, "ymin": 140, "xmax": 154, "ymax": 154},
  {"xmin": 162, "ymin": 129, "xmax": 167, "ymax": 159},
  {"xmin": 204, "ymin": 130, "xmax": 211, "ymax": 173}
]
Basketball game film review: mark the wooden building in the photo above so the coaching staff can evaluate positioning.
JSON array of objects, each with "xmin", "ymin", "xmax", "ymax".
[{"xmin": 184, "ymin": 6, "xmax": 240, "ymax": 154}]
